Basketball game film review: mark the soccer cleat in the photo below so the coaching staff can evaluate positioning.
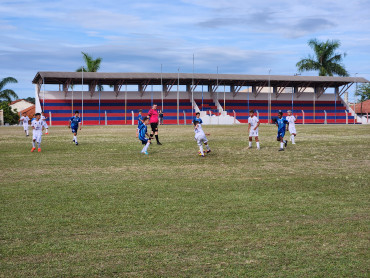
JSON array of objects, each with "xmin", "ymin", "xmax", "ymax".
[
  {"xmin": 72, "ymin": 139, "xmax": 75, "ymax": 143},
  {"xmin": 284, "ymin": 141, "xmax": 288, "ymax": 147},
  {"xmin": 292, "ymin": 143, "xmax": 296, "ymax": 145},
  {"xmin": 248, "ymin": 146, "xmax": 252, "ymax": 149},
  {"xmin": 144, "ymin": 151, "xmax": 149, "ymax": 155},
  {"xmin": 157, "ymin": 142, "xmax": 162, "ymax": 145},
  {"xmin": 257, "ymin": 147, "xmax": 260, "ymax": 150},
  {"xmin": 45, "ymin": 132, "xmax": 49, "ymax": 135},
  {"xmin": 279, "ymin": 148, "xmax": 284, "ymax": 151},
  {"xmin": 75, "ymin": 142, "xmax": 79, "ymax": 145},
  {"xmin": 26, "ymin": 135, "xmax": 29, "ymax": 137},
  {"xmin": 201, "ymin": 154, "xmax": 205, "ymax": 157},
  {"xmin": 206, "ymin": 150, "xmax": 211, "ymax": 153},
  {"xmin": 38, "ymin": 148, "xmax": 41, "ymax": 152},
  {"xmin": 31, "ymin": 147, "xmax": 36, "ymax": 152}
]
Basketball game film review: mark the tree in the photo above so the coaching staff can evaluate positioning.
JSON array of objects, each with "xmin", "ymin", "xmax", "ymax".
[
  {"xmin": 76, "ymin": 52, "xmax": 103, "ymax": 91},
  {"xmin": 0, "ymin": 101, "xmax": 20, "ymax": 124},
  {"xmin": 25, "ymin": 97, "xmax": 35, "ymax": 104},
  {"xmin": 355, "ymin": 83, "xmax": 370, "ymax": 115},
  {"xmin": 0, "ymin": 77, "xmax": 19, "ymax": 102},
  {"xmin": 296, "ymin": 39, "xmax": 349, "ymax": 77}
]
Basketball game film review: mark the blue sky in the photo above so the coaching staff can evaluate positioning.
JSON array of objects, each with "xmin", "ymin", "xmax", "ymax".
[{"xmin": 0, "ymin": 0, "xmax": 369, "ymax": 101}]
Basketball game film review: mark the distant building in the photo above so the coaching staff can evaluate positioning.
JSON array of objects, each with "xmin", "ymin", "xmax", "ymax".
[
  {"xmin": 350, "ymin": 99, "xmax": 370, "ymax": 116},
  {"xmin": 10, "ymin": 99, "xmax": 35, "ymax": 118}
]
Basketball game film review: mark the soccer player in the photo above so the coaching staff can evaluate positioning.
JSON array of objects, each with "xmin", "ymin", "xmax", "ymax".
[
  {"xmin": 193, "ymin": 112, "xmax": 203, "ymax": 124},
  {"xmin": 193, "ymin": 119, "xmax": 211, "ymax": 157},
  {"xmin": 148, "ymin": 104, "xmax": 162, "ymax": 145},
  {"xmin": 68, "ymin": 111, "xmax": 82, "ymax": 145},
  {"xmin": 136, "ymin": 109, "xmax": 143, "ymax": 138},
  {"xmin": 19, "ymin": 112, "xmax": 30, "ymax": 136},
  {"xmin": 275, "ymin": 111, "xmax": 289, "ymax": 151},
  {"xmin": 41, "ymin": 112, "xmax": 49, "ymax": 134},
  {"xmin": 138, "ymin": 116, "xmax": 151, "ymax": 155},
  {"xmin": 31, "ymin": 113, "xmax": 48, "ymax": 152},
  {"xmin": 286, "ymin": 110, "xmax": 297, "ymax": 144},
  {"xmin": 247, "ymin": 109, "xmax": 260, "ymax": 149}
]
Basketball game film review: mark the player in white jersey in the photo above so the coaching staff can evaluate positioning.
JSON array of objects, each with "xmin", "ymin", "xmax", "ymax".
[
  {"xmin": 41, "ymin": 112, "xmax": 49, "ymax": 134},
  {"xmin": 19, "ymin": 112, "xmax": 30, "ymax": 136},
  {"xmin": 286, "ymin": 110, "xmax": 297, "ymax": 144},
  {"xmin": 248, "ymin": 110, "xmax": 260, "ymax": 149},
  {"xmin": 31, "ymin": 113, "xmax": 48, "ymax": 153},
  {"xmin": 193, "ymin": 119, "xmax": 211, "ymax": 157}
]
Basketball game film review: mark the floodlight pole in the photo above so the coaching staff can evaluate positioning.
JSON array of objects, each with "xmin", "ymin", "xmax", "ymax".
[{"xmin": 354, "ymin": 73, "xmax": 358, "ymax": 121}]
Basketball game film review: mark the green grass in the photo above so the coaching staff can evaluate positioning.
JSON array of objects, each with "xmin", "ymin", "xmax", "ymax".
[{"xmin": 0, "ymin": 124, "xmax": 369, "ymax": 277}]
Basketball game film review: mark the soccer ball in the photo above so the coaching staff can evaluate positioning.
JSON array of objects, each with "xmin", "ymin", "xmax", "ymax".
[{"xmin": 198, "ymin": 151, "xmax": 206, "ymax": 156}]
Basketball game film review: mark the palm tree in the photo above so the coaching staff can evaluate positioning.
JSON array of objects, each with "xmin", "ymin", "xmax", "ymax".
[
  {"xmin": 76, "ymin": 52, "xmax": 103, "ymax": 91},
  {"xmin": 0, "ymin": 77, "xmax": 18, "ymax": 102},
  {"xmin": 296, "ymin": 39, "xmax": 349, "ymax": 77}
]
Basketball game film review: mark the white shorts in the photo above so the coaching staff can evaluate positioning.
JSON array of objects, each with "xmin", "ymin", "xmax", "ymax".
[
  {"xmin": 33, "ymin": 131, "xmax": 42, "ymax": 143},
  {"xmin": 195, "ymin": 135, "xmax": 208, "ymax": 146},
  {"xmin": 23, "ymin": 124, "xmax": 29, "ymax": 131},
  {"xmin": 289, "ymin": 126, "xmax": 297, "ymax": 134},
  {"xmin": 249, "ymin": 128, "xmax": 259, "ymax": 137}
]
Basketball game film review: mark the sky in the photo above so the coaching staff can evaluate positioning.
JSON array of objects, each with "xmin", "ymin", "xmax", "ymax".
[{"xmin": 0, "ymin": 0, "xmax": 369, "ymax": 101}]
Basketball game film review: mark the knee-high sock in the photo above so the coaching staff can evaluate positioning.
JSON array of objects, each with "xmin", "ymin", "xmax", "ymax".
[
  {"xmin": 26, "ymin": 130, "xmax": 29, "ymax": 136},
  {"xmin": 249, "ymin": 141, "xmax": 252, "ymax": 147},
  {"xmin": 37, "ymin": 141, "xmax": 41, "ymax": 148},
  {"xmin": 32, "ymin": 141, "xmax": 35, "ymax": 148},
  {"xmin": 256, "ymin": 142, "xmax": 260, "ymax": 149},
  {"xmin": 143, "ymin": 141, "xmax": 150, "ymax": 152},
  {"xmin": 291, "ymin": 135, "xmax": 295, "ymax": 144},
  {"xmin": 280, "ymin": 142, "xmax": 284, "ymax": 149},
  {"xmin": 155, "ymin": 134, "xmax": 159, "ymax": 143},
  {"xmin": 205, "ymin": 144, "xmax": 210, "ymax": 151},
  {"xmin": 199, "ymin": 145, "xmax": 204, "ymax": 155},
  {"xmin": 74, "ymin": 135, "xmax": 77, "ymax": 142}
]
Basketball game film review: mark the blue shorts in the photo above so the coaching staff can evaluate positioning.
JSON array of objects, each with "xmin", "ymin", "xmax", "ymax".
[
  {"xmin": 140, "ymin": 138, "xmax": 148, "ymax": 145},
  {"xmin": 277, "ymin": 130, "xmax": 285, "ymax": 139},
  {"xmin": 71, "ymin": 127, "xmax": 78, "ymax": 134}
]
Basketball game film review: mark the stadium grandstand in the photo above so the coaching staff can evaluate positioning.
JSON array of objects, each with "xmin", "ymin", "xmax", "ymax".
[{"xmin": 32, "ymin": 72, "xmax": 368, "ymax": 125}]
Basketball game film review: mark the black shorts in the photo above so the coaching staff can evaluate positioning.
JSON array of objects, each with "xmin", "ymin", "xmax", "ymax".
[{"xmin": 150, "ymin": 123, "xmax": 158, "ymax": 132}]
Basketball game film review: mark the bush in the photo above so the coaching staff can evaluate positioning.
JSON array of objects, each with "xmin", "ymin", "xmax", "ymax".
[{"xmin": 0, "ymin": 101, "xmax": 20, "ymax": 125}]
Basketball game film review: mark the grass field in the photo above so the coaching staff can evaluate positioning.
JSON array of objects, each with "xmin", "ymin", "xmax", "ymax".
[{"xmin": 0, "ymin": 124, "xmax": 369, "ymax": 277}]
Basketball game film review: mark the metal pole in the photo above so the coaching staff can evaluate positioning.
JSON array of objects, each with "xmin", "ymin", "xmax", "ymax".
[
  {"xmin": 335, "ymin": 87, "xmax": 337, "ymax": 123},
  {"xmin": 183, "ymin": 110, "xmax": 186, "ymax": 125},
  {"xmin": 42, "ymin": 77, "xmax": 45, "ymax": 112},
  {"xmin": 125, "ymin": 84, "xmax": 127, "ymax": 125},
  {"xmin": 355, "ymin": 73, "xmax": 358, "ymax": 124},
  {"xmin": 49, "ymin": 111, "xmax": 52, "ymax": 126},
  {"xmin": 161, "ymin": 64, "xmax": 163, "ymax": 112},
  {"xmin": 71, "ymin": 84, "xmax": 74, "ymax": 116},
  {"xmin": 131, "ymin": 111, "xmax": 134, "ymax": 125},
  {"xmin": 202, "ymin": 84, "xmax": 204, "ymax": 111},
  {"xmin": 324, "ymin": 110, "xmax": 327, "ymax": 124},
  {"xmin": 177, "ymin": 68, "xmax": 180, "ymax": 125},
  {"xmin": 217, "ymin": 66, "xmax": 219, "ymax": 113},
  {"xmin": 224, "ymin": 84, "xmax": 226, "ymax": 112},
  {"xmin": 192, "ymin": 54, "xmax": 194, "ymax": 114},
  {"xmin": 292, "ymin": 86, "xmax": 294, "ymax": 112},
  {"xmin": 81, "ymin": 68, "xmax": 84, "ymax": 125},
  {"xmin": 302, "ymin": 110, "xmax": 305, "ymax": 124},
  {"xmin": 105, "ymin": 110, "xmax": 107, "ymax": 125},
  {"xmin": 268, "ymin": 69, "xmax": 271, "ymax": 124},
  {"xmin": 99, "ymin": 91, "xmax": 101, "ymax": 125},
  {"xmin": 313, "ymin": 87, "xmax": 316, "ymax": 123}
]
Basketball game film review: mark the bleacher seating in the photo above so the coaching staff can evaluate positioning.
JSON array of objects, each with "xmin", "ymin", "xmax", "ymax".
[
  {"xmin": 43, "ymin": 94, "xmax": 355, "ymax": 125},
  {"xmin": 224, "ymin": 100, "xmax": 354, "ymax": 124},
  {"xmin": 43, "ymin": 99, "xmax": 195, "ymax": 125}
]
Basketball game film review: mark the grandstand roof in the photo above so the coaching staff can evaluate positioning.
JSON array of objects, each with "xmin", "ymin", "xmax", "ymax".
[{"xmin": 33, "ymin": 72, "xmax": 368, "ymax": 88}]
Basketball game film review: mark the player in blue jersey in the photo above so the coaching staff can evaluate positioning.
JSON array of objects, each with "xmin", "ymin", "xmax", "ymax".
[
  {"xmin": 136, "ymin": 109, "xmax": 143, "ymax": 138},
  {"xmin": 138, "ymin": 116, "xmax": 151, "ymax": 155},
  {"xmin": 275, "ymin": 111, "xmax": 289, "ymax": 151},
  {"xmin": 193, "ymin": 112, "xmax": 203, "ymax": 124},
  {"xmin": 68, "ymin": 111, "xmax": 82, "ymax": 145}
]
